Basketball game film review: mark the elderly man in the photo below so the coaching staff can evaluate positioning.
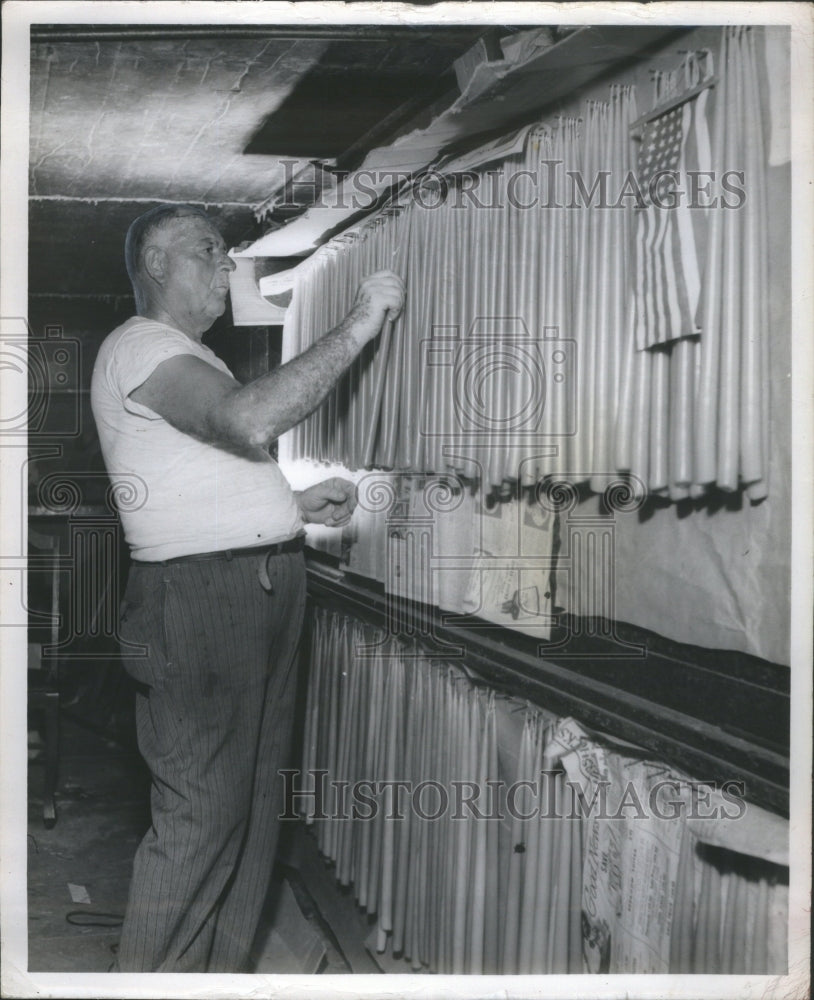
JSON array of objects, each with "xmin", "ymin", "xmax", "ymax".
[{"xmin": 91, "ymin": 204, "xmax": 403, "ymax": 972}]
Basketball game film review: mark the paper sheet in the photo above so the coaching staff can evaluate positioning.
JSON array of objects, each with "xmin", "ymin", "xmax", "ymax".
[{"xmin": 67, "ymin": 883, "xmax": 91, "ymax": 905}]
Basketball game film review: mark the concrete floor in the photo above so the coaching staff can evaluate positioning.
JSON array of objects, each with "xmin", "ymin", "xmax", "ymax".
[
  {"xmin": 27, "ymin": 714, "xmax": 149, "ymax": 972},
  {"xmin": 26, "ymin": 711, "xmax": 352, "ymax": 974}
]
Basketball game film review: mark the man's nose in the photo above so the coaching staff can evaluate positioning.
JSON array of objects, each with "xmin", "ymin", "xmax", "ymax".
[{"xmin": 220, "ymin": 251, "xmax": 237, "ymax": 273}]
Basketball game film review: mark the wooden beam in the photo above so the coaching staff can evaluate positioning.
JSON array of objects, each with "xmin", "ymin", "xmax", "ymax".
[{"xmin": 288, "ymin": 828, "xmax": 383, "ymax": 974}]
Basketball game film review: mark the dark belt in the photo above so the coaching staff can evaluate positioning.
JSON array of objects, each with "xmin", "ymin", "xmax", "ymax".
[{"xmin": 134, "ymin": 534, "xmax": 306, "ymax": 567}]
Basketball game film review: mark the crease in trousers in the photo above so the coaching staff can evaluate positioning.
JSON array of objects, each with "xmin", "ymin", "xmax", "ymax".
[{"xmin": 115, "ymin": 549, "xmax": 307, "ymax": 972}]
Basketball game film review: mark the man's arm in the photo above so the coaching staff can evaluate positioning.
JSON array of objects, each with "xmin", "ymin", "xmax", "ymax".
[{"xmin": 129, "ymin": 270, "xmax": 404, "ymax": 457}]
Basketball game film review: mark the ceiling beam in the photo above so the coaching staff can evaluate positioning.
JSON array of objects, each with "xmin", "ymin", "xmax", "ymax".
[{"xmin": 30, "ymin": 24, "xmax": 494, "ymax": 44}]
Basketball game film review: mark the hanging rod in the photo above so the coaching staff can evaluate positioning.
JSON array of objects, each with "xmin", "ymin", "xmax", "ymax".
[{"xmin": 629, "ymin": 75, "xmax": 717, "ymax": 137}]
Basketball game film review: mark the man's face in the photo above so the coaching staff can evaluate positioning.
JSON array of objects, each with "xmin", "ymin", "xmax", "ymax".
[{"xmin": 155, "ymin": 214, "xmax": 236, "ymax": 335}]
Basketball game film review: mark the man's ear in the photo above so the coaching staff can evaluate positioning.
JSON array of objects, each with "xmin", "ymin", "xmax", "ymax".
[{"xmin": 143, "ymin": 245, "xmax": 168, "ymax": 284}]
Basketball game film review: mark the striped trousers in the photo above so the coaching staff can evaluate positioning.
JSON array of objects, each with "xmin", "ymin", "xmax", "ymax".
[{"xmin": 116, "ymin": 549, "xmax": 306, "ymax": 972}]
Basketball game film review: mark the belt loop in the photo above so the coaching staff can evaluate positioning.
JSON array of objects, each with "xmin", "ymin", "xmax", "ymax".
[
  {"xmin": 258, "ymin": 552, "xmax": 274, "ymax": 593},
  {"xmin": 226, "ymin": 549, "xmax": 234, "ymax": 561}
]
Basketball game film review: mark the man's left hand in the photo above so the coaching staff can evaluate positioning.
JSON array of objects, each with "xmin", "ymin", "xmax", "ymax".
[{"xmin": 296, "ymin": 478, "xmax": 357, "ymax": 527}]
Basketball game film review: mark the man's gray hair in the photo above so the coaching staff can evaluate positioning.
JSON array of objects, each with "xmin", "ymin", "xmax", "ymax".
[{"xmin": 124, "ymin": 204, "xmax": 210, "ymax": 286}]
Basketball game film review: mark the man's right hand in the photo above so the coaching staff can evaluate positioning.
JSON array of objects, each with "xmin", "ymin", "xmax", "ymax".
[{"xmin": 348, "ymin": 270, "xmax": 406, "ymax": 347}]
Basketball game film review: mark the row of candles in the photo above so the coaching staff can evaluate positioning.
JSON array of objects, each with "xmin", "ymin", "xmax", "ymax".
[
  {"xmin": 671, "ymin": 838, "xmax": 787, "ymax": 975},
  {"xmin": 281, "ymin": 26, "xmax": 770, "ymax": 502},
  {"xmin": 282, "ymin": 94, "xmax": 637, "ymax": 489},
  {"xmin": 300, "ymin": 607, "xmax": 581, "ymax": 974},
  {"xmin": 300, "ymin": 605, "xmax": 787, "ymax": 974}
]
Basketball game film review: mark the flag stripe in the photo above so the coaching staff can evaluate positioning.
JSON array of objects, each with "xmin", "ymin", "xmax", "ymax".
[{"xmin": 634, "ymin": 89, "xmax": 709, "ymax": 350}]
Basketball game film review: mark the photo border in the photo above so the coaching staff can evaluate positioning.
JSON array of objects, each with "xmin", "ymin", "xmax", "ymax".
[{"xmin": 2, "ymin": 3, "xmax": 811, "ymax": 998}]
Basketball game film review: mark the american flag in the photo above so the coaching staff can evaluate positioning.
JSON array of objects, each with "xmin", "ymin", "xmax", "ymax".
[{"xmin": 634, "ymin": 90, "xmax": 711, "ymax": 350}]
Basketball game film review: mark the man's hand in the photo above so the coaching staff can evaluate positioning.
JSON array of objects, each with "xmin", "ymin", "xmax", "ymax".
[
  {"xmin": 296, "ymin": 477, "xmax": 357, "ymax": 527},
  {"xmin": 347, "ymin": 270, "xmax": 405, "ymax": 348}
]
